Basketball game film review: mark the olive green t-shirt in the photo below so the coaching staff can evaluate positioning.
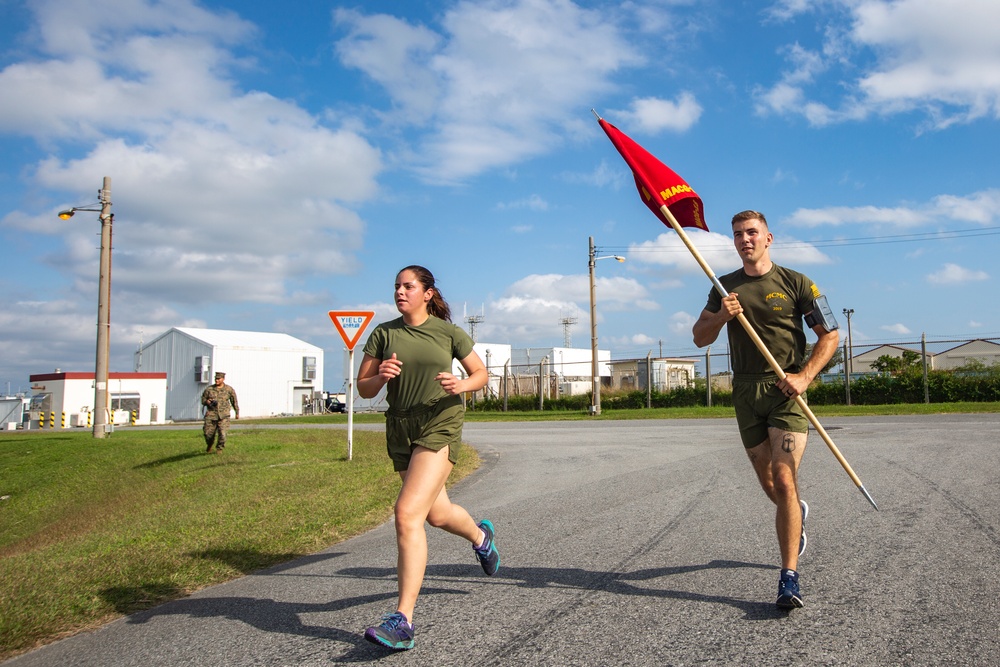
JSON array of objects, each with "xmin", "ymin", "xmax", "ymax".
[
  {"xmin": 362, "ymin": 315, "xmax": 475, "ymax": 410},
  {"xmin": 705, "ymin": 264, "xmax": 821, "ymax": 377}
]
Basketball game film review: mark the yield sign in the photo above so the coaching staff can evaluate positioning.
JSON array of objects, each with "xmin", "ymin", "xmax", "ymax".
[{"xmin": 328, "ymin": 310, "xmax": 375, "ymax": 351}]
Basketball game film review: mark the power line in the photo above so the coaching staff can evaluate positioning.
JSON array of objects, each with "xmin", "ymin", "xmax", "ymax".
[{"xmin": 604, "ymin": 225, "xmax": 1000, "ymax": 255}]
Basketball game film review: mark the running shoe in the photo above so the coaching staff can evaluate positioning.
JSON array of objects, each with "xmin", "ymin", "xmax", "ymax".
[
  {"xmin": 474, "ymin": 519, "xmax": 500, "ymax": 576},
  {"xmin": 776, "ymin": 568, "xmax": 804, "ymax": 609},
  {"xmin": 364, "ymin": 611, "xmax": 414, "ymax": 650},
  {"xmin": 799, "ymin": 499, "xmax": 809, "ymax": 557}
]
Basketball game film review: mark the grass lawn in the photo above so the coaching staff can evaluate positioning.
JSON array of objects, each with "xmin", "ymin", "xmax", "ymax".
[{"xmin": 0, "ymin": 426, "xmax": 476, "ymax": 660}]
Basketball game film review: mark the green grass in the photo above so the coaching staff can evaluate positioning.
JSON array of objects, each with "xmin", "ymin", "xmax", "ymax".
[{"xmin": 0, "ymin": 427, "xmax": 477, "ymax": 660}]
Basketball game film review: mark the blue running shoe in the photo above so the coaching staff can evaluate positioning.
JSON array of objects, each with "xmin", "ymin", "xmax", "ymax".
[
  {"xmin": 364, "ymin": 611, "xmax": 414, "ymax": 650},
  {"xmin": 474, "ymin": 519, "xmax": 500, "ymax": 576},
  {"xmin": 799, "ymin": 499, "xmax": 809, "ymax": 557},
  {"xmin": 776, "ymin": 569, "xmax": 804, "ymax": 609}
]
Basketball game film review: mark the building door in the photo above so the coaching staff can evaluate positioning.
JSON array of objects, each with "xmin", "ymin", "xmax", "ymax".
[{"xmin": 292, "ymin": 387, "xmax": 312, "ymax": 415}]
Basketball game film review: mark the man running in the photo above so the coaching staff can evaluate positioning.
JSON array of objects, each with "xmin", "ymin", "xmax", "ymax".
[{"xmin": 692, "ymin": 210, "xmax": 839, "ymax": 609}]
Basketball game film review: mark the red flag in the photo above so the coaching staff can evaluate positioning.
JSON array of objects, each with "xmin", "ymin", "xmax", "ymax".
[{"xmin": 598, "ymin": 118, "xmax": 708, "ymax": 232}]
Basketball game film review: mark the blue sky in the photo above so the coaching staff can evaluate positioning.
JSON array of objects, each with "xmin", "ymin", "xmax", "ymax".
[{"xmin": 1, "ymin": 0, "xmax": 999, "ymax": 395}]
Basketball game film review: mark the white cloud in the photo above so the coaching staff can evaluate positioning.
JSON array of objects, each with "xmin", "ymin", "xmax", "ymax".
[
  {"xmin": 669, "ymin": 311, "xmax": 697, "ymax": 336},
  {"xmin": 470, "ymin": 271, "xmax": 656, "ymax": 344},
  {"xmin": 627, "ymin": 229, "xmax": 831, "ymax": 275},
  {"xmin": 629, "ymin": 231, "xmax": 741, "ymax": 275},
  {"xmin": 880, "ymin": 323, "xmax": 912, "ymax": 335},
  {"xmin": 612, "ymin": 93, "xmax": 703, "ymax": 133},
  {"xmin": 786, "ymin": 189, "xmax": 1000, "ymax": 228},
  {"xmin": 496, "ymin": 194, "xmax": 550, "ymax": 211},
  {"xmin": 786, "ymin": 205, "xmax": 931, "ymax": 228},
  {"xmin": 560, "ymin": 160, "xmax": 629, "ymax": 191},
  {"xmin": 0, "ymin": 0, "xmax": 382, "ymax": 308},
  {"xmin": 755, "ymin": 0, "xmax": 1000, "ymax": 128},
  {"xmin": 335, "ymin": 0, "xmax": 644, "ymax": 183},
  {"xmin": 926, "ymin": 263, "xmax": 989, "ymax": 285}
]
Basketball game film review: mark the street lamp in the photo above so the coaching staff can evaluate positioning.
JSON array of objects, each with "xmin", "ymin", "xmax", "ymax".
[
  {"xmin": 842, "ymin": 308, "xmax": 854, "ymax": 406},
  {"xmin": 58, "ymin": 176, "xmax": 113, "ymax": 439},
  {"xmin": 588, "ymin": 236, "xmax": 625, "ymax": 416}
]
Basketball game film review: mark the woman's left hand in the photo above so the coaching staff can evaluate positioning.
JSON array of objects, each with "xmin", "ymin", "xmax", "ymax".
[{"xmin": 435, "ymin": 372, "xmax": 463, "ymax": 395}]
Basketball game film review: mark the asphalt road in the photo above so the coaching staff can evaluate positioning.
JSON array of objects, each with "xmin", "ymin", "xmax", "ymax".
[{"xmin": 6, "ymin": 414, "xmax": 1000, "ymax": 666}]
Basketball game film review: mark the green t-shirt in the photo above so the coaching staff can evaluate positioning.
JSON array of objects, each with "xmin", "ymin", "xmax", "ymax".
[
  {"xmin": 362, "ymin": 315, "xmax": 475, "ymax": 410},
  {"xmin": 705, "ymin": 263, "xmax": 821, "ymax": 376}
]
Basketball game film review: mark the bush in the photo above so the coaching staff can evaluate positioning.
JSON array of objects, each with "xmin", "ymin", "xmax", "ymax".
[
  {"xmin": 470, "ymin": 368, "xmax": 1000, "ymax": 412},
  {"xmin": 471, "ymin": 385, "xmax": 731, "ymax": 411}
]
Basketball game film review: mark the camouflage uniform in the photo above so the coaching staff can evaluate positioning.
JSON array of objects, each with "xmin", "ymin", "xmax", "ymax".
[{"xmin": 202, "ymin": 375, "xmax": 239, "ymax": 452}]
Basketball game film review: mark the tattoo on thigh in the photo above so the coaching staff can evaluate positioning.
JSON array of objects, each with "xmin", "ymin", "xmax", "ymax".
[{"xmin": 781, "ymin": 434, "xmax": 796, "ymax": 453}]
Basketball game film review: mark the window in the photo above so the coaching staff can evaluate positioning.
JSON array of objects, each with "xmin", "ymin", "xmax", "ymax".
[{"xmin": 302, "ymin": 356, "xmax": 317, "ymax": 381}]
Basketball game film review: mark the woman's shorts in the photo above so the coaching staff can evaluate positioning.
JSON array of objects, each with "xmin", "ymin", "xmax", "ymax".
[
  {"xmin": 732, "ymin": 374, "xmax": 809, "ymax": 449},
  {"xmin": 384, "ymin": 394, "xmax": 465, "ymax": 472}
]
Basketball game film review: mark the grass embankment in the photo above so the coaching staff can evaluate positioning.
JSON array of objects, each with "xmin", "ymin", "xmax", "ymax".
[{"xmin": 0, "ymin": 427, "xmax": 477, "ymax": 660}]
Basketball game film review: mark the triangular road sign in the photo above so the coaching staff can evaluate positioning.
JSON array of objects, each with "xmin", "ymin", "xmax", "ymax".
[{"xmin": 328, "ymin": 311, "xmax": 375, "ymax": 351}]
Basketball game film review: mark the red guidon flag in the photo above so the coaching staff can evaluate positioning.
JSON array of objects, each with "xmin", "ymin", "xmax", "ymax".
[{"xmin": 598, "ymin": 118, "xmax": 708, "ymax": 232}]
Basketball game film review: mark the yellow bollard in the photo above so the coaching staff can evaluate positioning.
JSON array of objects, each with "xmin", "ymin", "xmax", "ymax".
[
  {"xmin": 130, "ymin": 410, "xmax": 137, "ymax": 426},
  {"xmin": 61, "ymin": 412, "xmax": 66, "ymax": 429},
  {"xmin": 49, "ymin": 412, "xmax": 55, "ymax": 429}
]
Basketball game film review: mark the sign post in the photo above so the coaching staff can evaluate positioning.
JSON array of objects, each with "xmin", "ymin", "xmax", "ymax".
[{"xmin": 328, "ymin": 310, "xmax": 375, "ymax": 460}]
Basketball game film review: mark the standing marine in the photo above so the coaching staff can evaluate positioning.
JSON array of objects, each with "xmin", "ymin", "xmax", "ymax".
[{"xmin": 201, "ymin": 371, "xmax": 239, "ymax": 453}]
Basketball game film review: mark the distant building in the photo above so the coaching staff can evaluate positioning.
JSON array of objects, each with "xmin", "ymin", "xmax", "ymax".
[
  {"xmin": 26, "ymin": 371, "xmax": 167, "ymax": 428},
  {"xmin": 850, "ymin": 344, "xmax": 935, "ymax": 373},
  {"xmin": 137, "ymin": 327, "xmax": 323, "ymax": 421},
  {"xmin": 511, "ymin": 347, "xmax": 610, "ymax": 381},
  {"xmin": 934, "ymin": 339, "xmax": 1000, "ymax": 370},
  {"xmin": 608, "ymin": 357, "xmax": 696, "ymax": 392},
  {"xmin": 1, "ymin": 395, "xmax": 30, "ymax": 430}
]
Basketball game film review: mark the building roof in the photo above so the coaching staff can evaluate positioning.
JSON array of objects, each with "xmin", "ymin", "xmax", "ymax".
[
  {"xmin": 853, "ymin": 344, "xmax": 933, "ymax": 359},
  {"xmin": 939, "ymin": 338, "xmax": 1000, "ymax": 354},
  {"xmin": 163, "ymin": 327, "xmax": 322, "ymax": 352},
  {"xmin": 29, "ymin": 372, "xmax": 167, "ymax": 382}
]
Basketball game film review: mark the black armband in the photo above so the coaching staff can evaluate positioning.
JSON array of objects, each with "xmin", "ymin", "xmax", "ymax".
[{"xmin": 804, "ymin": 295, "xmax": 839, "ymax": 331}]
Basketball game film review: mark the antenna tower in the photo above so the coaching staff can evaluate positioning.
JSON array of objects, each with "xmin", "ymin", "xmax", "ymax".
[
  {"xmin": 560, "ymin": 317, "xmax": 578, "ymax": 347},
  {"xmin": 465, "ymin": 314, "xmax": 485, "ymax": 342}
]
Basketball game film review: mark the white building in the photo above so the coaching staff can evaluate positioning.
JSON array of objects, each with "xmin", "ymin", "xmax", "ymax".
[
  {"xmin": 26, "ymin": 371, "xmax": 168, "ymax": 427},
  {"xmin": 934, "ymin": 339, "xmax": 1000, "ymax": 370},
  {"xmin": 608, "ymin": 357, "xmax": 697, "ymax": 392},
  {"xmin": 511, "ymin": 346, "xmax": 610, "ymax": 381},
  {"xmin": 850, "ymin": 344, "xmax": 934, "ymax": 373},
  {"xmin": 137, "ymin": 327, "xmax": 323, "ymax": 421},
  {"xmin": 1, "ymin": 395, "xmax": 30, "ymax": 430}
]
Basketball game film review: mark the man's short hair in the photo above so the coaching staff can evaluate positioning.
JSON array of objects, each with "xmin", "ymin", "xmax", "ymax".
[{"xmin": 731, "ymin": 210, "xmax": 768, "ymax": 227}]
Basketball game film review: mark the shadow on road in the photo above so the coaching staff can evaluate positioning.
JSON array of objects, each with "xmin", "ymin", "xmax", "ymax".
[{"xmin": 338, "ymin": 558, "xmax": 784, "ymax": 621}]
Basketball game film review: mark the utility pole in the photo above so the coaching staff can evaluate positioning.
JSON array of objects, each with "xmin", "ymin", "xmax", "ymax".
[{"xmin": 843, "ymin": 308, "xmax": 854, "ymax": 406}]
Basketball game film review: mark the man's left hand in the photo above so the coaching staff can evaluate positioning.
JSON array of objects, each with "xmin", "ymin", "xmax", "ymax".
[{"xmin": 777, "ymin": 373, "xmax": 809, "ymax": 399}]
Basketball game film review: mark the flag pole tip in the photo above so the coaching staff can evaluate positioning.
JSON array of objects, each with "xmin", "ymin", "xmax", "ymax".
[
  {"xmin": 591, "ymin": 108, "xmax": 602, "ymax": 121},
  {"xmin": 859, "ymin": 485, "xmax": 879, "ymax": 511}
]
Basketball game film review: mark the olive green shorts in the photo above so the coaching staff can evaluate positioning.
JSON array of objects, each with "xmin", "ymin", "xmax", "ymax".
[
  {"xmin": 384, "ymin": 394, "xmax": 464, "ymax": 472},
  {"xmin": 732, "ymin": 374, "xmax": 809, "ymax": 449}
]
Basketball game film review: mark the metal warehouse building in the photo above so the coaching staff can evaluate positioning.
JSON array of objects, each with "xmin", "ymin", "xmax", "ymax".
[{"xmin": 137, "ymin": 327, "xmax": 324, "ymax": 422}]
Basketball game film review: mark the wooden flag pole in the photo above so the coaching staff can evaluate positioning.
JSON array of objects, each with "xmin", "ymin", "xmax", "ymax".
[{"xmin": 658, "ymin": 203, "xmax": 879, "ymax": 511}]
